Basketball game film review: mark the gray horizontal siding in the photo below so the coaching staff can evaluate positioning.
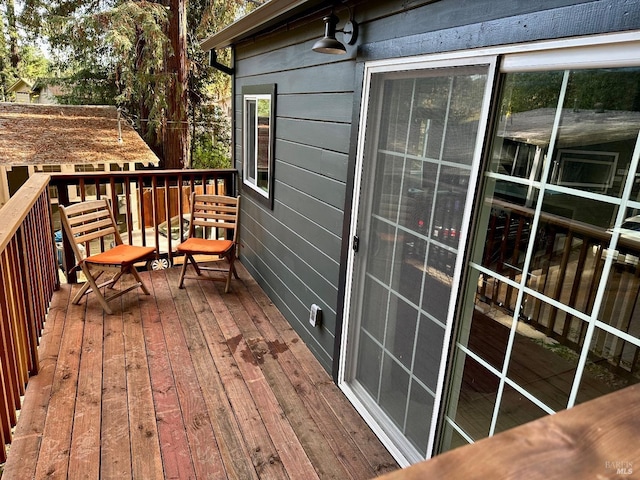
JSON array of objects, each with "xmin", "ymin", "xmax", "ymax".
[
  {"xmin": 243, "ymin": 191, "xmax": 340, "ymax": 282},
  {"xmin": 356, "ymin": 0, "xmax": 596, "ymax": 41},
  {"xmin": 278, "ymin": 93, "xmax": 354, "ymax": 123},
  {"xmin": 230, "ymin": 0, "xmax": 594, "ymax": 60},
  {"xmin": 276, "ymin": 140, "xmax": 348, "ymax": 182},
  {"xmin": 236, "ymin": 40, "xmax": 356, "ymax": 79},
  {"xmin": 277, "ymin": 117, "xmax": 351, "ymax": 153},
  {"xmin": 274, "ymin": 181, "xmax": 344, "ymax": 245},
  {"xmin": 360, "ymin": 0, "xmax": 639, "ymax": 60},
  {"xmin": 242, "ymin": 201, "xmax": 339, "ymax": 309},
  {"xmin": 239, "ymin": 199, "xmax": 340, "ymax": 372},
  {"xmin": 276, "ymin": 163, "xmax": 346, "ymax": 211},
  {"xmin": 229, "ymin": 0, "xmax": 640, "ymax": 375},
  {"xmin": 235, "ymin": 62, "xmax": 356, "ymax": 94}
]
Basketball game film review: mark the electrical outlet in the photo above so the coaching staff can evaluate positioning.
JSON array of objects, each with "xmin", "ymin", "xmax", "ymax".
[{"xmin": 309, "ymin": 304, "xmax": 322, "ymax": 327}]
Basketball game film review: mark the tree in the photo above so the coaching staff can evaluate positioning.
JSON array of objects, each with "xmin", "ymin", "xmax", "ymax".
[
  {"xmin": 165, "ymin": 0, "xmax": 188, "ymax": 168},
  {"xmin": 0, "ymin": 0, "xmax": 50, "ymax": 101},
  {"xmin": 11, "ymin": 0, "xmax": 263, "ymax": 168}
]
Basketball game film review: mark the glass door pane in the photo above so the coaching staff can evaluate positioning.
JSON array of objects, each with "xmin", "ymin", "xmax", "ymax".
[
  {"xmin": 343, "ymin": 61, "xmax": 494, "ymax": 463},
  {"xmin": 442, "ymin": 65, "xmax": 640, "ymax": 454}
]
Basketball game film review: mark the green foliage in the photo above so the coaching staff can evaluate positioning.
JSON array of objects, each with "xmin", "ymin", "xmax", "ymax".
[
  {"xmin": 191, "ymin": 103, "xmax": 232, "ymax": 169},
  {"xmin": 17, "ymin": 45, "xmax": 49, "ymax": 79},
  {"xmin": 192, "ymin": 134, "xmax": 232, "ymax": 169}
]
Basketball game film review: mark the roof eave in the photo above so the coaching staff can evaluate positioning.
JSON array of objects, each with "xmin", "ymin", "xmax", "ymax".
[{"xmin": 200, "ymin": 0, "xmax": 315, "ymax": 51}]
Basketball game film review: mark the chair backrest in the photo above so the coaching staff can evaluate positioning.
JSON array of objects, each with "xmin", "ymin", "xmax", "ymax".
[
  {"xmin": 188, "ymin": 194, "xmax": 240, "ymax": 243},
  {"xmin": 59, "ymin": 199, "xmax": 123, "ymax": 262}
]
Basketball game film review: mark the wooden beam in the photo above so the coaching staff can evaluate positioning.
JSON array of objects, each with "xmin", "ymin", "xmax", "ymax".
[{"xmin": 377, "ymin": 384, "xmax": 640, "ymax": 480}]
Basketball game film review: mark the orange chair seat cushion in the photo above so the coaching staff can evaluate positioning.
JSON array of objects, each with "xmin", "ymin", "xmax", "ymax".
[
  {"xmin": 84, "ymin": 244, "xmax": 156, "ymax": 266},
  {"xmin": 177, "ymin": 238, "xmax": 234, "ymax": 255}
]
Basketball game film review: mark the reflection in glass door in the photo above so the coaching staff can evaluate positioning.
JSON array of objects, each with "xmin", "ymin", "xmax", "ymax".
[{"xmin": 341, "ymin": 59, "xmax": 495, "ymax": 464}]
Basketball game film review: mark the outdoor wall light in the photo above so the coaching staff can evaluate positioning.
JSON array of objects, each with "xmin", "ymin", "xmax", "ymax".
[{"xmin": 312, "ymin": 13, "xmax": 358, "ymax": 54}]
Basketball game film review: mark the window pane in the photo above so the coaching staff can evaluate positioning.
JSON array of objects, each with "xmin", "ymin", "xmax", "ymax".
[
  {"xmin": 413, "ymin": 314, "xmax": 446, "ymax": 391},
  {"xmin": 361, "ymin": 277, "xmax": 390, "ymax": 343},
  {"xmin": 549, "ymin": 68, "xmax": 640, "ymax": 198},
  {"xmin": 446, "ymin": 349, "xmax": 499, "ymax": 442},
  {"xmin": 462, "ymin": 298, "xmax": 510, "ymax": 372},
  {"xmin": 378, "ymin": 78, "xmax": 415, "ymax": 153},
  {"xmin": 372, "ymin": 153, "xmax": 403, "ymax": 222},
  {"xmin": 493, "ymin": 384, "xmax": 547, "ymax": 434},
  {"xmin": 405, "ymin": 380, "xmax": 435, "ymax": 456},
  {"xmin": 489, "ymin": 71, "xmax": 564, "ymax": 179},
  {"xmin": 356, "ymin": 333, "xmax": 382, "ymax": 399},
  {"xmin": 384, "ymin": 294, "xmax": 418, "ymax": 369},
  {"xmin": 576, "ymin": 326, "xmax": 640, "ymax": 404},
  {"xmin": 439, "ymin": 422, "xmax": 471, "ymax": 452},
  {"xmin": 245, "ymin": 99, "xmax": 256, "ymax": 181},
  {"xmin": 256, "ymin": 98, "xmax": 271, "ymax": 192},
  {"xmin": 525, "ymin": 202, "xmax": 614, "ymax": 316},
  {"xmin": 506, "ymin": 313, "xmax": 582, "ymax": 411},
  {"xmin": 379, "ymin": 354, "xmax": 410, "ymax": 430}
]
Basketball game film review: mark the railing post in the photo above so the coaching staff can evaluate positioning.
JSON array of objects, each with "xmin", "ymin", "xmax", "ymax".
[{"xmin": 56, "ymin": 182, "xmax": 78, "ymax": 283}]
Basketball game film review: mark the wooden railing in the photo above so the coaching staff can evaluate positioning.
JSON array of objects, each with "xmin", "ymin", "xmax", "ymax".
[
  {"xmin": 479, "ymin": 198, "xmax": 640, "ymax": 378},
  {"xmin": 49, "ymin": 169, "xmax": 238, "ymax": 281},
  {"xmin": 0, "ymin": 174, "xmax": 58, "ymax": 463}
]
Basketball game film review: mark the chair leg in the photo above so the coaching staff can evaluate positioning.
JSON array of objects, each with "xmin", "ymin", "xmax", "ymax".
[
  {"xmin": 178, "ymin": 255, "xmax": 189, "ymax": 289},
  {"xmin": 72, "ymin": 270, "xmax": 104, "ymax": 304},
  {"xmin": 78, "ymin": 266, "xmax": 113, "ymax": 314},
  {"xmin": 225, "ymin": 254, "xmax": 235, "ymax": 293},
  {"xmin": 107, "ymin": 271, "xmax": 125, "ymax": 289},
  {"xmin": 130, "ymin": 268, "xmax": 151, "ymax": 295},
  {"xmin": 190, "ymin": 255, "xmax": 202, "ymax": 276}
]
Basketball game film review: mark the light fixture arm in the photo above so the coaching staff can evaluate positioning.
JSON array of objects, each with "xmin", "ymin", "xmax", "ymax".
[{"xmin": 339, "ymin": 20, "xmax": 358, "ymax": 45}]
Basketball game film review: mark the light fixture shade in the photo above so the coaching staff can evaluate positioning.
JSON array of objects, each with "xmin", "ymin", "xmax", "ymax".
[
  {"xmin": 312, "ymin": 14, "xmax": 347, "ymax": 54},
  {"xmin": 312, "ymin": 36, "xmax": 347, "ymax": 54}
]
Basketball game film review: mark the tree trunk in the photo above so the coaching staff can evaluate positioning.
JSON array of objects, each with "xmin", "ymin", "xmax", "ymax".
[
  {"xmin": 6, "ymin": 0, "xmax": 20, "ymax": 69},
  {"xmin": 164, "ymin": 0, "xmax": 189, "ymax": 169}
]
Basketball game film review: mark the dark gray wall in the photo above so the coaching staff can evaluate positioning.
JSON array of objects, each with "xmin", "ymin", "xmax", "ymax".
[{"xmin": 231, "ymin": 0, "xmax": 640, "ymax": 374}]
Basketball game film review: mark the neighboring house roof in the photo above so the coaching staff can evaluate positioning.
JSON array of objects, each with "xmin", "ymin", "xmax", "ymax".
[
  {"xmin": 7, "ymin": 78, "xmax": 34, "ymax": 94},
  {"xmin": 0, "ymin": 103, "xmax": 159, "ymax": 166},
  {"xmin": 32, "ymin": 80, "xmax": 66, "ymax": 97},
  {"xmin": 200, "ymin": 0, "xmax": 325, "ymax": 51}
]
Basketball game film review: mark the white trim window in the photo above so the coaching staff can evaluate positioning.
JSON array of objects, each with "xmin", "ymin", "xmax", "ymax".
[{"xmin": 242, "ymin": 84, "xmax": 276, "ymax": 208}]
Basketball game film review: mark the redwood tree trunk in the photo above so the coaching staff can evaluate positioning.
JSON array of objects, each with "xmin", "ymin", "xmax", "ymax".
[
  {"xmin": 164, "ymin": 0, "xmax": 189, "ymax": 169},
  {"xmin": 6, "ymin": 0, "xmax": 20, "ymax": 68}
]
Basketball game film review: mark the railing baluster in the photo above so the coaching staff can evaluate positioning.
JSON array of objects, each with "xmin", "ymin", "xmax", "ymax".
[
  {"xmin": 7, "ymin": 239, "xmax": 29, "ymax": 390},
  {"xmin": 0, "ymin": 174, "xmax": 59, "ymax": 457},
  {"xmin": 1, "ymin": 248, "xmax": 23, "ymax": 413}
]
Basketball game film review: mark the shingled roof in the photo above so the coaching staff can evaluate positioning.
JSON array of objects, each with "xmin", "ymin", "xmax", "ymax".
[{"xmin": 0, "ymin": 103, "xmax": 159, "ymax": 166}]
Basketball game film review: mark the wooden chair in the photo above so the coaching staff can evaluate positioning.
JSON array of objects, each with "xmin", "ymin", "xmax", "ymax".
[
  {"xmin": 177, "ymin": 194, "xmax": 240, "ymax": 292},
  {"xmin": 59, "ymin": 199, "xmax": 156, "ymax": 314}
]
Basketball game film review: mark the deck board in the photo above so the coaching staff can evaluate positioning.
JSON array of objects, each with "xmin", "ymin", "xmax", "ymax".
[{"xmin": 2, "ymin": 262, "xmax": 398, "ymax": 479}]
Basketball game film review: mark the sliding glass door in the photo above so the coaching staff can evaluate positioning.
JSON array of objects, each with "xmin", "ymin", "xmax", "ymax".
[{"xmin": 341, "ymin": 58, "xmax": 496, "ymax": 464}]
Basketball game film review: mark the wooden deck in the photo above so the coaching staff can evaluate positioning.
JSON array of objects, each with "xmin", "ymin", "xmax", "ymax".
[{"xmin": 1, "ymin": 262, "xmax": 398, "ymax": 479}]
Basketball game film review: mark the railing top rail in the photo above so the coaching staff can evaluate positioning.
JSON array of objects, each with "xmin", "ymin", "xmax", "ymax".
[
  {"xmin": 0, "ymin": 173, "xmax": 50, "ymax": 252},
  {"xmin": 490, "ymin": 197, "xmax": 613, "ymax": 242},
  {"xmin": 49, "ymin": 169, "xmax": 238, "ymax": 183}
]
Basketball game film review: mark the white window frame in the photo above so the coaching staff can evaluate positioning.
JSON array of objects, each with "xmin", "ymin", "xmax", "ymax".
[{"xmin": 242, "ymin": 84, "xmax": 276, "ymax": 208}]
